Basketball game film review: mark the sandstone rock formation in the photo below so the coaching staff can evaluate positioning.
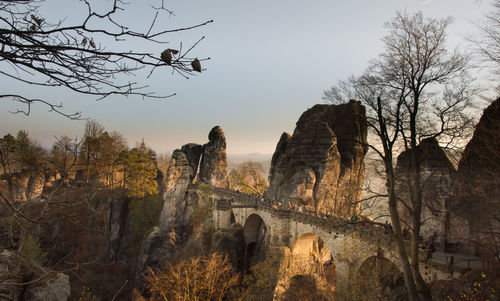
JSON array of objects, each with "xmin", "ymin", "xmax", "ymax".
[
  {"xmin": 24, "ymin": 272, "xmax": 71, "ymax": 301},
  {"xmin": 0, "ymin": 171, "xmax": 45, "ymax": 202},
  {"xmin": 394, "ymin": 138, "xmax": 456, "ymax": 248},
  {"xmin": 181, "ymin": 143, "xmax": 202, "ymax": 182},
  {"xmin": 211, "ymin": 223, "xmax": 245, "ymax": 272},
  {"xmin": 138, "ymin": 126, "xmax": 230, "ymax": 288},
  {"xmin": 447, "ymin": 98, "xmax": 500, "ymax": 250},
  {"xmin": 159, "ymin": 149, "xmax": 198, "ymax": 233},
  {"xmin": 198, "ymin": 126, "xmax": 229, "ymax": 188},
  {"xmin": 159, "ymin": 126, "xmax": 229, "ymax": 233},
  {"xmin": 0, "ymin": 250, "xmax": 70, "ymax": 301},
  {"xmin": 265, "ymin": 100, "xmax": 367, "ymax": 217}
]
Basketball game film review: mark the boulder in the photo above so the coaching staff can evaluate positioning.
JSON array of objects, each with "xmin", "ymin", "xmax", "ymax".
[
  {"xmin": 24, "ymin": 272, "xmax": 71, "ymax": 301},
  {"xmin": 135, "ymin": 227, "xmax": 178, "ymax": 289},
  {"xmin": 198, "ymin": 126, "xmax": 229, "ymax": 188},
  {"xmin": 265, "ymin": 101, "xmax": 367, "ymax": 217},
  {"xmin": 0, "ymin": 250, "xmax": 70, "ymax": 301}
]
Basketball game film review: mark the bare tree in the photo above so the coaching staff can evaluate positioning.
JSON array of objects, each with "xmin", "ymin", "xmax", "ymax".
[
  {"xmin": 324, "ymin": 12, "xmax": 476, "ymax": 300},
  {"xmin": 471, "ymin": 0, "xmax": 500, "ymax": 76},
  {"xmin": 0, "ymin": 0, "xmax": 212, "ymax": 118},
  {"xmin": 50, "ymin": 135, "xmax": 81, "ymax": 180},
  {"xmin": 228, "ymin": 161, "xmax": 268, "ymax": 195}
]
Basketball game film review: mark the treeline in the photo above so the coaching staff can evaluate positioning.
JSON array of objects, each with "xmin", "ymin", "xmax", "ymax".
[
  {"xmin": 0, "ymin": 120, "xmax": 164, "ymax": 201},
  {"xmin": 0, "ymin": 120, "xmax": 169, "ymax": 299}
]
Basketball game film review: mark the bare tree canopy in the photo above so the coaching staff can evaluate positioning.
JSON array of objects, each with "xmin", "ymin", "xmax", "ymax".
[
  {"xmin": 471, "ymin": 0, "xmax": 500, "ymax": 75},
  {"xmin": 0, "ymin": 0, "xmax": 212, "ymax": 118},
  {"xmin": 324, "ymin": 11, "xmax": 477, "ymax": 301}
]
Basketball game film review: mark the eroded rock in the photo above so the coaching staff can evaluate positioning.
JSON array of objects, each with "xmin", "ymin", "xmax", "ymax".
[
  {"xmin": 394, "ymin": 138, "xmax": 456, "ymax": 248},
  {"xmin": 159, "ymin": 149, "xmax": 196, "ymax": 233},
  {"xmin": 447, "ymin": 98, "xmax": 500, "ymax": 249},
  {"xmin": 198, "ymin": 126, "xmax": 229, "ymax": 188},
  {"xmin": 265, "ymin": 101, "xmax": 367, "ymax": 217}
]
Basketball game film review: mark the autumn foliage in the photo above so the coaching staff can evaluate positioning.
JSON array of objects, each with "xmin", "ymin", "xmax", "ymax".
[{"xmin": 143, "ymin": 253, "xmax": 239, "ymax": 301}]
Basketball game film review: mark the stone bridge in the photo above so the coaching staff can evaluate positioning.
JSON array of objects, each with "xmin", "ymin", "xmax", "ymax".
[{"xmin": 203, "ymin": 185, "xmax": 467, "ymax": 298}]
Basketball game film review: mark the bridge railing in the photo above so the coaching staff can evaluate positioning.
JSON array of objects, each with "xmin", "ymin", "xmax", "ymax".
[{"xmin": 211, "ymin": 187, "xmax": 394, "ymax": 247}]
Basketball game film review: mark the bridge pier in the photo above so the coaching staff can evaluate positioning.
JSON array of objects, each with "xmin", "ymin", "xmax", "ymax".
[{"xmin": 214, "ymin": 199, "xmax": 232, "ymax": 229}]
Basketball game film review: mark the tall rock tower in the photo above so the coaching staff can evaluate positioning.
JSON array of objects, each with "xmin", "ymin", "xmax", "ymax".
[
  {"xmin": 447, "ymin": 98, "xmax": 500, "ymax": 253},
  {"xmin": 159, "ymin": 126, "xmax": 229, "ymax": 233},
  {"xmin": 198, "ymin": 126, "xmax": 230, "ymax": 188},
  {"xmin": 394, "ymin": 138, "xmax": 456, "ymax": 249},
  {"xmin": 264, "ymin": 100, "xmax": 367, "ymax": 217}
]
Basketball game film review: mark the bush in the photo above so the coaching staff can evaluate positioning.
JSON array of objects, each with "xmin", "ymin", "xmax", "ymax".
[
  {"xmin": 21, "ymin": 234, "xmax": 45, "ymax": 263},
  {"xmin": 143, "ymin": 253, "xmax": 239, "ymax": 301}
]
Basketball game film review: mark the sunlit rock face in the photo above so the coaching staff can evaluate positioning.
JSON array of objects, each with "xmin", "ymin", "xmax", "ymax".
[
  {"xmin": 159, "ymin": 149, "xmax": 197, "ymax": 233},
  {"xmin": 447, "ymin": 98, "xmax": 500, "ymax": 249},
  {"xmin": 0, "ymin": 171, "xmax": 45, "ymax": 202},
  {"xmin": 159, "ymin": 126, "xmax": 229, "ymax": 233},
  {"xmin": 198, "ymin": 126, "xmax": 229, "ymax": 188},
  {"xmin": 394, "ymin": 138, "xmax": 456, "ymax": 249},
  {"xmin": 265, "ymin": 100, "xmax": 367, "ymax": 217}
]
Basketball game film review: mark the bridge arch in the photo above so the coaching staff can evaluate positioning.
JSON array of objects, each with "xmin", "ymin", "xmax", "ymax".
[
  {"xmin": 355, "ymin": 255, "xmax": 404, "ymax": 299},
  {"xmin": 276, "ymin": 233, "xmax": 336, "ymax": 300},
  {"xmin": 243, "ymin": 213, "xmax": 267, "ymax": 262}
]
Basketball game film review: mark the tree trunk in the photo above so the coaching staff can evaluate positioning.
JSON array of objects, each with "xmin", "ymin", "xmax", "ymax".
[{"xmin": 386, "ymin": 165, "xmax": 420, "ymax": 301}]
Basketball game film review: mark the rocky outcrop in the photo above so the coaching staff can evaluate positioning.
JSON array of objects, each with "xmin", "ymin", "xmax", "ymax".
[
  {"xmin": 135, "ymin": 227, "xmax": 178, "ymax": 286},
  {"xmin": 447, "ymin": 98, "xmax": 500, "ymax": 248},
  {"xmin": 198, "ymin": 126, "xmax": 229, "ymax": 188},
  {"xmin": 159, "ymin": 149, "xmax": 198, "ymax": 233},
  {"xmin": 24, "ymin": 272, "xmax": 71, "ymax": 301},
  {"xmin": 158, "ymin": 126, "xmax": 228, "ymax": 233},
  {"xmin": 139, "ymin": 126, "xmax": 229, "ymax": 290},
  {"xmin": 394, "ymin": 138, "xmax": 456, "ymax": 248},
  {"xmin": 265, "ymin": 100, "xmax": 367, "ymax": 217},
  {"xmin": 181, "ymin": 143, "xmax": 203, "ymax": 182},
  {"xmin": 211, "ymin": 223, "xmax": 245, "ymax": 272},
  {"xmin": 0, "ymin": 171, "xmax": 45, "ymax": 202},
  {"xmin": 0, "ymin": 250, "xmax": 70, "ymax": 301},
  {"xmin": 108, "ymin": 198, "xmax": 130, "ymax": 260}
]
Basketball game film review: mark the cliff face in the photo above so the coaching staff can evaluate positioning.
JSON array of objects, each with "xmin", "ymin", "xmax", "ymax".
[
  {"xmin": 394, "ymin": 138, "xmax": 456, "ymax": 247},
  {"xmin": 158, "ymin": 149, "xmax": 197, "ymax": 233},
  {"xmin": 198, "ymin": 126, "xmax": 229, "ymax": 188},
  {"xmin": 138, "ymin": 126, "xmax": 230, "ymax": 289},
  {"xmin": 265, "ymin": 100, "xmax": 367, "ymax": 217},
  {"xmin": 158, "ymin": 126, "xmax": 229, "ymax": 233},
  {"xmin": 447, "ymin": 98, "xmax": 500, "ymax": 245}
]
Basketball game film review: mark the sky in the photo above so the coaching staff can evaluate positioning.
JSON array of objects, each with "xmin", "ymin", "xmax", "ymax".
[{"xmin": 0, "ymin": 0, "xmax": 494, "ymax": 155}]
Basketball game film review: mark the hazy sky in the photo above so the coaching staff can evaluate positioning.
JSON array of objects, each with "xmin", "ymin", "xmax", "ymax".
[{"xmin": 0, "ymin": 0, "xmax": 492, "ymax": 154}]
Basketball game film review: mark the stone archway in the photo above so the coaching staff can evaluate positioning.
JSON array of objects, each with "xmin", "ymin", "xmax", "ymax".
[
  {"xmin": 291, "ymin": 233, "xmax": 336, "ymax": 291},
  {"xmin": 275, "ymin": 233, "xmax": 336, "ymax": 300},
  {"xmin": 355, "ymin": 256, "xmax": 405, "ymax": 300},
  {"xmin": 243, "ymin": 214, "xmax": 267, "ymax": 263}
]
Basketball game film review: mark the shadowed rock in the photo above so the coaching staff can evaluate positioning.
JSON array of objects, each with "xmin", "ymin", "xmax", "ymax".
[
  {"xmin": 447, "ymin": 98, "xmax": 500, "ymax": 249},
  {"xmin": 394, "ymin": 137, "xmax": 456, "ymax": 248},
  {"xmin": 159, "ymin": 149, "xmax": 195, "ymax": 233},
  {"xmin": 181, "ymin": 143, "xmax": 202, "ymax": 182}
]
